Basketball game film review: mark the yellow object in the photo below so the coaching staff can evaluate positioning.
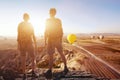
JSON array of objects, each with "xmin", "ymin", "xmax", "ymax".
[{"xmin": 67, "ymin": 34, "xmax": 77, "ymax": 44}]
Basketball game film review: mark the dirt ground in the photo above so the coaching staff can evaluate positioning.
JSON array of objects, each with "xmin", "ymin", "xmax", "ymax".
[
  {"xmin": 0, "ymin": 35, "xmax": 119, "ymax": 79},
  {"xmin": 76, "ymin": 36, "xmax": 120, "ymax": 72}
]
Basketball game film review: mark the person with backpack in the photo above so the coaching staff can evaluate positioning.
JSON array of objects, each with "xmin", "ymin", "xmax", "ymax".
[
  {"xmin": 17, "ymin": 13, "xmax": 37, "ymax": 76},
  {"xmin": 44, "ymin": 8, "xmax": 69, "ymax": 79}
]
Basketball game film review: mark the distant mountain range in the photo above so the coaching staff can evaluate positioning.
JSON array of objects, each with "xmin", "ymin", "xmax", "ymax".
[
  {"xmin": 0, "ymin": 33, "xmax": 120, "ymax": 39},
  {"xmin": 0, "ymin": 36, "xmax": 6, "ymax": 39},
  {"xmin": 75, "ymin": 33, "xmax": 120, "ymax": 36}
]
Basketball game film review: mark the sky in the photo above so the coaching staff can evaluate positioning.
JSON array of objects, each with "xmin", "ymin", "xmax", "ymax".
[{"xmin": 0, "ymin": 0, "xmax": 120, "ymax": 36}]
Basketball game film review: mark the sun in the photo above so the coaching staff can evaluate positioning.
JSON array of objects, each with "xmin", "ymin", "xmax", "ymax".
[{"xmin": 30, "ymin": 18, "xmax": 46, "ymax": 36}]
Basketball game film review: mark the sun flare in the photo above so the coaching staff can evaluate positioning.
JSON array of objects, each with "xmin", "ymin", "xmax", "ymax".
[{"xmin": 30, "ymin": 17, "xmax": 46, "ymax": 36}]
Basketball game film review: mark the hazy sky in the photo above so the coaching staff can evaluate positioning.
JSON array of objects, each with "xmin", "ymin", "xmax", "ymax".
[{"xmin": 0, "ymin": 0, "xmax": 120, "ymax": 36}]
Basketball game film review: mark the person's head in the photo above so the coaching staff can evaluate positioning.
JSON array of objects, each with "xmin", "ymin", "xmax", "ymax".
[
  {"xmin": 49, "ymin": 8, "xmax": 56, "ymax": 17},
  {"xmin": 23, "ymin": 13, "xmax": 30, "ymax": 22}
]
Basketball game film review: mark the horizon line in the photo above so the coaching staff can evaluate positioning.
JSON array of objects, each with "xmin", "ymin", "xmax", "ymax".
[{"xmin": 0, "ymin": 32, "xmax": 120, "ymax": 38}]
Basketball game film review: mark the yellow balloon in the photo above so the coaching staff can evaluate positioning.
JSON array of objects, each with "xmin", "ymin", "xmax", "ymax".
[{"xmin": 67, "ymin": 34, "xmax": 77, "ymax": 44}]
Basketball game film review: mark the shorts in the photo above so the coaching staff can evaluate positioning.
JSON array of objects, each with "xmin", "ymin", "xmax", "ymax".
[
  {"xmin": 19, "ymin": 43, "xmax": 35, "ymax": 57},
  {"xmin": 47, "ymin": 38, "xmax": 63, "ymax": 54}
]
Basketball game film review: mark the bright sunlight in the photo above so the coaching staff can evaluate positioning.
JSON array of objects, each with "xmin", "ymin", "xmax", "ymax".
[{"xmin": 30, "ymin": 17, "xmax": 46, "ymax": 36}]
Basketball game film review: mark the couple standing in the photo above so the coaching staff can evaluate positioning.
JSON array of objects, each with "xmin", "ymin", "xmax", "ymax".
[{"xmin": 17, "ymin": 8, "xmax": 69, "ymax": 78}]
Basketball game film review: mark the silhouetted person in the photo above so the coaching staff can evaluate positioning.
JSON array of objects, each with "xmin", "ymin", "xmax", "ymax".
[
  {"xmin": 44, "ymin": 8, "xmax": 69, "ymax": 79},
  {"xmin": 17, "ymin": 13, "xmax": 37, "ymax": 76}
]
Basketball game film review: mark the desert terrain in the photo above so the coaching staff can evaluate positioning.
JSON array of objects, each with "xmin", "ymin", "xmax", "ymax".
[
  {"xmin": 76, "ymin": 35, "xmax": 120, "ymax": 72},
  {"xmin": 0, "ymin": 34, "xmax": 120, "ymax": 79}
]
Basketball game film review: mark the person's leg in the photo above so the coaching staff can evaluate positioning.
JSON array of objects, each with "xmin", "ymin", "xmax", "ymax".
[
  {"xmin": 58, "ymin": 48, "xmax": 69, "ymax": 74},
  {"xmin": 56, "ymin": 39, "xmax": 69, "ymax": 73},
  {"xmin": 44, "ymin": 42, "xmax": 54, "ymax": 79},
  {"xmin": 20, "ymin": 51, "xmax": 26, "ymax": 74},
  {"xmin": 58, "ymin": 50, "xmax": 67, "ymax": 68},
  {"xmin": 47, "ymin": 41, "xmax": 55, "ymax": 70},
  {"xmin": 56, "ymin": 39, "xmax": 67, "ymax": 68},
  {"xmin": 28, "ymin": 44, "xmax": 36, "ymax": 72},
  {"xmin": 48, "ymin": 53, "xmax": 53, "ymax": 70},
  {"xmin": 44, "ymin": 52, "xmax": 53, "ymax": 79},
  {"xmin": 30, "ymin": 52, "xmax": 36, "ymax": 71}
]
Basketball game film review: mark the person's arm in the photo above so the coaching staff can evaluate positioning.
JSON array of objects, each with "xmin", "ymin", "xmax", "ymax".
[
  {"xmin": 17, "ymin": 24, "xmax": 20, "ymax": 50},
  {"xmin": 32, "ymin": 31, "xmax": 37, "ymax": 46},
  {"xmin": 44, "ymin": 20, "xmax": 48, "ymax": 46},
  {"xmin": 31, "ymin": 26, "xmax": 37, "ymax": 50},
  {"xmin": 33, "ymin": 33, "xmax": 37, "ymax": 50},
  {"xmin": 44, "ymin": 29, "xmax": 48, "ymax": 46},
  {"xmin": 59, "ymin": 19, "xmax": 63, "ymax": 38}
]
